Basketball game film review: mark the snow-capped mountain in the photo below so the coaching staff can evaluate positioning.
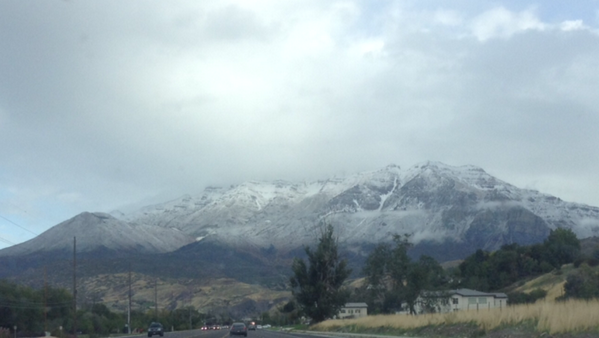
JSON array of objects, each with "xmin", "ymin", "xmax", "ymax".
[
  {"xmin": 2, "ymin": 161, "xmax": 598, "ymax": 313},
  {"xmin": 116, "ymin": 162, "xmax": 599, "ymax": 257},
  {"xmin": 0, "ymin": 212, "xmax": 194, "ymax": 257},
  {"xmin": 2, "ymin": 162, "xmax": 598, "ymax": 261}
]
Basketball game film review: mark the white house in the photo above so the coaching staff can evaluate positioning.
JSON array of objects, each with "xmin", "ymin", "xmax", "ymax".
[
  {"xmin": 336, "ymin": 302, "xmax": 368, "ymax": 319},
  {"xmin": 410, "ymin": 288, "xmax": 508, "ymax": 314}
]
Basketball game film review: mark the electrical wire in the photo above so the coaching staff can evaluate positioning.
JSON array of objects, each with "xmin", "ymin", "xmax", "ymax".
[
  {"xmin": 0, "ymin": 303, "xmax": 73, "ymax": 309},
  {"xmin": 0, "ymin": 214, "xmax": 39, "ymax": 236},
  {"xmin": 0, "ymin": 300, "xmax": 74, "ymax": 309},
  {"xmin": 0, "ymin": 234, "xmax": 15, "ymax": 246}
]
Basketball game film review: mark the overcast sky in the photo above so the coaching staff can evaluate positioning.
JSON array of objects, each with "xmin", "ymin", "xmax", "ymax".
[{"xmin": 1, "ymin": 0, "xmax": 599, "ymax": 249}]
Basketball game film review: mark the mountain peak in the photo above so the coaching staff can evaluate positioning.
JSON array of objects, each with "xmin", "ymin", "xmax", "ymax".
[
  {"xmin": 0, "ymin": 211, "xmax": 193, "ymax": 257},
  {"xmin": 4, "ymin": 161, "xmax": 599, "ymax": 262}
]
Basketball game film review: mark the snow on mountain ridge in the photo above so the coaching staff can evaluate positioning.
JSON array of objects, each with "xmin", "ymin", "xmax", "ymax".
[
  {"xmin": 0, "ymin": 212, "xmax": 194, "ymax": 257},
  {"xmin": 115, "ymin": 162, "xmax": 599, "ymax": 255},
  {"xmin": 8, "ymin": 162, "xmax": 595, "ymax": 259}
]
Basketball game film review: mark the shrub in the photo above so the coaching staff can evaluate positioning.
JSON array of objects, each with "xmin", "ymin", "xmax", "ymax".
[{"xmin": 507, "ymin": 289, "xmax": 547, "ymax": 305}]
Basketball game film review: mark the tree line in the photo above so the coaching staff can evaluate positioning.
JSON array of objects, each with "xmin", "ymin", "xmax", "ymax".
[
  {"xmin": 2, "ymin": 226, "xmax": 597, "ymax": 332},
  {"xmin": 0, "ymin": 279, "xmax": 206, "ymax": 338},
  {"xmin": 289, "ymin": 225, "xmax": 598, "ymax": 323}
]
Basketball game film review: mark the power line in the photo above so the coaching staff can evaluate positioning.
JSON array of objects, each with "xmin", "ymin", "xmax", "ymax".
[
  {"xmin": 0, "ymin": 213, "xmax": 39, "ymax": 236},
  {"xmin": 0, "ymin": 301, "xmax": 73, "ymax": 309},
  {"xmin": 0, "ymin": 234, "xmax": 16, "ymax": 246}
]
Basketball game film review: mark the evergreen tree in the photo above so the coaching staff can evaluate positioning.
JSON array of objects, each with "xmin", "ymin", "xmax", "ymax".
[{"xmin": 289, "ymin": 224, "xmax": 351, "ymax": 323}]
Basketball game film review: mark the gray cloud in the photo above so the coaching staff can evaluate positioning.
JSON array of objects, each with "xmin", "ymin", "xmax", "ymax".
[{"xmin": 1, "ymin": 1, "xmax": 599, "ymax": 248}]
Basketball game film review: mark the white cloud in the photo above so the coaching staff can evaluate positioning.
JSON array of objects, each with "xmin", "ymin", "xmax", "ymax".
[
  {"xmin": 560, "ymin": 20, "xmax": 587, "ymax": 31},
  {"xmin": 1, "ymin": 1, "xmax": 599, "ymax": 248},
  {"xmin": 470, "ymin": 7, "xmax": 546, "ymax": 41},
  {"xmin": 434, "ymin": 9, "xmax": 464, "ymax": 27}
]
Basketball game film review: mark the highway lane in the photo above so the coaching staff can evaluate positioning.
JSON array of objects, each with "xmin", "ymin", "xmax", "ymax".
[
  {"xmin": 141, "ymin": 328, "xmax": 334, "ymax": 338},
  {"xmin": 145, "ymin": 327, "xmax": 415, "ymax": 338}
]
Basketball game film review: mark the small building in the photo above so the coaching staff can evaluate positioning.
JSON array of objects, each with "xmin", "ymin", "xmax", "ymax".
[
  {"xmin": 411, "ymin": 288, "xmax": 508, "ymax": 314},
  {"xmin": 336, "ymin": 302, "xmax": 368, "ymax": 319}
]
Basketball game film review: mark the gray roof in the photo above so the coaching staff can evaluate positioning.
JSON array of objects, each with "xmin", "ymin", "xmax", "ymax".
[
  {"xmin": 420, "ymin": 288, "xmax": 507, "ymax": 299},
  {"xmin": 454, "ymin": 288, "xmax": 507, "ymax": 298},
  {"xmin": 344, "ymin": 302, "xmax": 368, "ymax": 308}
]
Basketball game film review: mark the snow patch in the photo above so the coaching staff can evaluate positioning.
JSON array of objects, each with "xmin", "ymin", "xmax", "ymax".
[{"xmin": 379, "ymin": 177, "xmax": 398, "ymax": 211}]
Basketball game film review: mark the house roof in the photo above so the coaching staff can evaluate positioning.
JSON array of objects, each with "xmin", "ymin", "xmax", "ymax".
[
  {"xmin": 420, "ymin": 288, "xmax": 507, "ymax": 299},
  {"xmin": 343, "ymin": 302, "xmax": 368, "ymax": 308},
  {"xmin": 454, "ymin": 288, "xmax": 508, "ymax": 299}
]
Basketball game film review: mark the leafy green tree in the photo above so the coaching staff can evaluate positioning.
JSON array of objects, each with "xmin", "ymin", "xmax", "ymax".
[
  {"xmin": 362, "ymin": 242, "xmax": 391, "ymax": 313},
  {"xmin": 417, "ymin": 255, "xmax": 445, "ymax": 288},
  {"xmin": 289, "ymin": 224, "xmax": 351, "ymax": 323},
  {"xmin": 544, "ymin": 228, "xmax": 580, "ymax": 268},
  {"xmin": 388, "ymin": 234, "xmax": 412, "ymax": 290},
  {"xmin": 563, "ymin": 263, "xmax": 599, "ymax": 299},
  {"xmin": 361, "ymin": 235, "xmax": 413, "ymax": 313},
  {"xmin": 507, "ymin": 288, "xmax": 547, "ymax": 305},
  {"xmin": 404, "ymin": 255, "xmax": 446, "ymax": 313},
  {"xmin": 457, "ymin": 230, "xmax": 580, "ymax": 292},
  {"xmin": 362, "ymin": 235, "xmax": 448, "ymax": 314}
]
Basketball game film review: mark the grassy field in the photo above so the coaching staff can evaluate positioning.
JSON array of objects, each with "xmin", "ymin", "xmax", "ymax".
[
  {"xmin": 314, "ymin": 265, "xmax": 599, "ymax": 336},
  {"xmin": 313, "ymin": 299, "xmax": 599, "ymax": 335}
]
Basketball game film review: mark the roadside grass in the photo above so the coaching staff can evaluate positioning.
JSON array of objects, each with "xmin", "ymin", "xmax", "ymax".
[
  {"xmin": 288, "ymin": 324, "xmax": 310, "ymax": 330},
  {"xmin": 312, "ymin": 299, "xmax": 599, "ymax": 335}
]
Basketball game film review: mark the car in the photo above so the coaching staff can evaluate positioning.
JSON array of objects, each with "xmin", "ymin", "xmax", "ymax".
[
  {"xmin": 229, "ymin": 322, "xmax": 247, "ymax": 337},
  {"xmin": 201, "ymin": 326, "xmax": 208, "ymax": 331},
  {"xmin": 147, "ymin": 322, "xmax": 164, "ymax": 337},
  {"xmin": 248, "ymin": 322, "xmax": 256, "ymax": 331}
]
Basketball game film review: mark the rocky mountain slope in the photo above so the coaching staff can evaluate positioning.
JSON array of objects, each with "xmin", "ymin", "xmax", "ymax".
[
  {"xmin": 116, "ymin": 162, "xmax": 599, "ymax": 259},
  {"xmin": 2, "ymin": 161, "xmax": 599, "ymax": 262},
  {"xmin": 0, "ymin": 212, "xmax": 194, "ymax": 257},
  {"xmin": 2, "ymin": 161, "xmax": 599, "ymax": 317}
]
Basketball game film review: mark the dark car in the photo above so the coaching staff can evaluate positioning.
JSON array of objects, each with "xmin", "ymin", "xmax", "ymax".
[
  {"xmin": 147, "ymin": 322, "xmax": 164, "ymax": 337},
  {"xmin": 230, "ymin": 322, "xmax": 247, "ymax": 337},
  {"xmin": 247, "ymin": 322, "xmax": 256, "ymax": 331}
]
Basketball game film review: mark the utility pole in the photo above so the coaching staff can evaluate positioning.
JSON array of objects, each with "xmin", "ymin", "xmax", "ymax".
[
  {"xmin": 73, "ymin": 237, "xmax": 77, "ymax": 338},
  {"xmin": 128, "ymin": 263, "xmax": 131, "ymax": 334},
  {"xmin": 44, "ymin": 266, "xmax": 47, "ymax": 334},
  {"xmin": 154, "ymin": 277, "xmax": 158, "ymax": 321}
]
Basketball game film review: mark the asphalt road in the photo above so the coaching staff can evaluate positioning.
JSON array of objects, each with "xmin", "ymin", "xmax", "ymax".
[{"xmin": 142, "ymin": 328, "xmax": 339, "ymax": 338}]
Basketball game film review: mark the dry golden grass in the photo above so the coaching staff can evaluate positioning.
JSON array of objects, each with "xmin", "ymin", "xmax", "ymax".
[
  {"xmin": 509, "ymin": 264, "xmax": 575, "ymax": 301},
  {"xmin": 314, "ymin": 299, "xmax": 599, "ymax": 335}
]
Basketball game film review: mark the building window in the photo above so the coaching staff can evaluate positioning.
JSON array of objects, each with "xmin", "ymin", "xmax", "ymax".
[
  {"xmin": 468, "ymin": 298, "xmax": 477, "ymax": 305},
  {"xmin": 452, "ymin": 298, "xmax": 458, "ymax": 305},
  {"xmin": 341, "ymin": 310, "xmax": 346, "ymax": 313},
  {"xmin": 478, "ymin": 297, "xmax": 487, "ymax": 304}
]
